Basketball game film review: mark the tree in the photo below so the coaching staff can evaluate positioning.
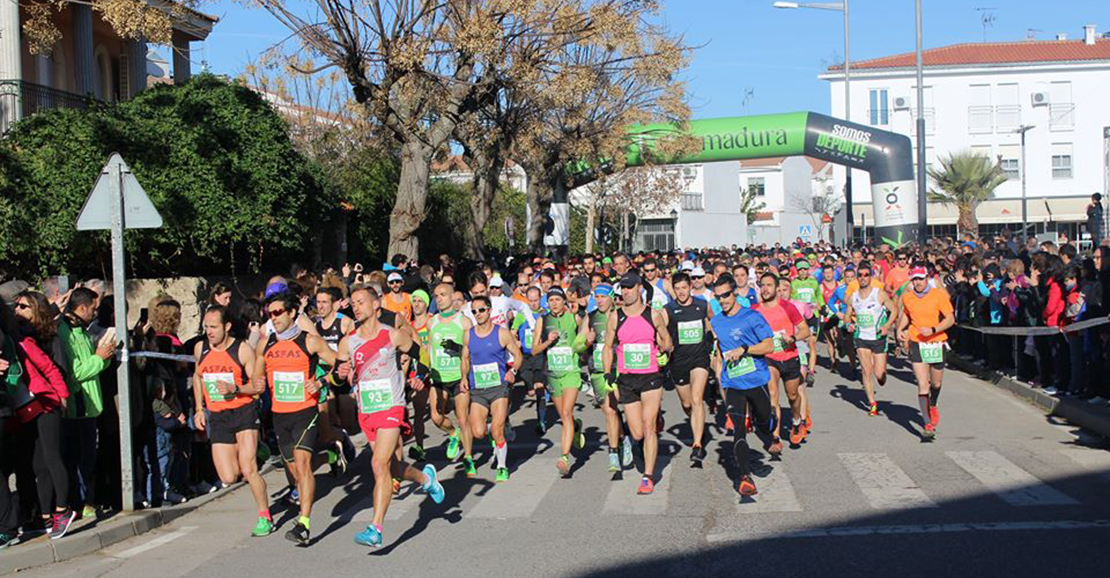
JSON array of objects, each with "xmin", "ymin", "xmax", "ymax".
[
  {"xmin": 739, "ymin": 183, "xmax": 767, "ymax": 226},
  {"xmin": 0, "ymin": 74, "xmax": 328, "ymax": 279},
  {"xmin": 789, "ymin": 192, "xmax": 840, "ymax": 242},
  {"xmin": 21, "ymin": 0, "xmax": 181, "ymax": 55},
  {"xmin": 927, "ymin": 150, "xmax": 1007, "ymax": 235},
  {"xmin": 576, "ymin": 165, "xmax": 690, "ymax": 252}
]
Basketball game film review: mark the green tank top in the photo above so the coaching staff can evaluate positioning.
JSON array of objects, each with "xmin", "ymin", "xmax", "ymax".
[
  {"xmin": 543, "ymin": 311, "xmax": 579, "ymax": 376},
  {"xmin": 588, "ymin": 310, "xmax": 610, "ymax": 374},
  {"xmin": 429, "ymin": 312, "xmax": 465, "ymax": 383}
]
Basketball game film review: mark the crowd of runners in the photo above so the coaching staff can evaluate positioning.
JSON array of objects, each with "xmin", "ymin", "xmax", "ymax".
[{"xmin": 4, "ymin": 234, "xmax": 1108, "ymax": 550}]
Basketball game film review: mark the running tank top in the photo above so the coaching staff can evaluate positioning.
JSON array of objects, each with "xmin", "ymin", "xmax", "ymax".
[
  {"xmin": 588, "ymin": 310, "xmax": 610, "ymax": 374},
  {"xmin": 413, "ymin": 316, "xmax": 431, "ymax": 367},
  {"xmin": 665, "ymin": 299, "xmax": 709, "ymax": 363},
  {"xmin": 349, "ymin": 326, "xmax": 406, "ymax": 414},
  {"xmin": 542, "ymin": 311, "xmax": 579, "ymax": 377},
  {"xmin": 197, "ymin": 339, "xmax": 251, "ymax": 412},
  {"xmin": 382, "ymin": 293, "xmax": 413, "ymax": 323},
  {"xmin": 428, "ymin": 312, "xmax": 465, "ymax": 383},
  {"xmin": 615, "ymin": 307, "xmax": 659, "ymax": 374},
  {"xmin": 467, "ymin": 327, "xmax": 507, "ymax": 389},
  {"xmin": 315, "ymin": 313, "xmax": 347, "ymax": 352},
  {"xmin": 263, "ymin": 332, "xmax": 318, "ymax": 414},
  {"xmin": 852, "ymin": 288, "xmax": 886, "ymax": 341}
]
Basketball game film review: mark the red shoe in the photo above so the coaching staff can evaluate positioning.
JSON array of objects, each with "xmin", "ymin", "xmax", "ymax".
[
  {"xmin": 923, "ymin": 423, "xmax": 936, "ymax": 440},
  {"xmin": 637, "ymin": 476, "xmax": 655, "ymax": 495},
  {"xmin": 725, "ymin": 415, "xmax": 734, "ymax": 432},
  {"xmin": 929, "ymin": 406, "xmax": 940, "ymax": 426},
  {"xmin": 868, "ymin": 403, "xmax": 878, "ymax": 416},
  {"xmin": 789, "ymin": 422, "xmax": 805, "ymax": 446},
  {"xmin": 744, "ymin": 414, "xmax": 752, "ymax": 433},
  {"xmin": 738, "ymin": 475, "xmax": 758, "ymax": 497},
  {"xmin": 768, "ymin": 440, "xmax": 783, "ymax": 457}
]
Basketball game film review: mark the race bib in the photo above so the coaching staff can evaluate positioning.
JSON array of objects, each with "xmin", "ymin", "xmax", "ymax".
[
  {"xmin": 796, "ymin": 287, "xmax": 815, "ymax": 303},
  {"xmin": 358, "ymin": 378, "xmax": 393, "ymax": 414},
  {"xmin": 433, "ymin": 346, "xmax": 461, "ymax": 372},
  {"xmin": 203, "ymin": 372, "xmax": 235, "ymax": 402},
  {"xmin": 273, "ymin": 371, "xmax": 306, "ymax": 404},
  {"xmin": 856, "ymin": 312, "xmax": 878, "ymax": 340},
  {"xmin": 622, "ymin": 343, "xmax": 651, "ymax": 370},
  {"xmin": 919, "ymin": 341, "xmax": 944, "ymax": 364},
  {"xmin": 547, "ymin": 346, "xmax": 574, "ymax": 373},
  {"xmin": 677, "ymin": 320, "xmax": 703, "ymax": 345},
  {"xmin": 726, "ymin": 356, "xmax": 756, "ymax": 378},
  {"xmin": 472, "ymin": 362, "xmax": 502, "ymax": 389},
  {"xmin": 772, "ymin": 332, "xmax": 787, "ymax": 353},
  {"xmin": 592, "ymin": 347, "xmax": 604, "ymax": 371},
  {"xmin": 523, "ymin": 329, "xmax": 534, "ymax": 350}
]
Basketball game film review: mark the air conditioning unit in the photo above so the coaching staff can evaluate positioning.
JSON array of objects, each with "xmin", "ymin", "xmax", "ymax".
[
  {"xmin": 1031, "ymin": 91, "xmax": 1050, "ymax": 107},
  {"xmin": 893, "ymin": 96, "xmax": 910, "ymax": 110}
]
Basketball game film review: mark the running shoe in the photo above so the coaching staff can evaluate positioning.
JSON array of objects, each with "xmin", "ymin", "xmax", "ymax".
[
  {"xmin": 164, "ymin": 490, "xmax": 188, "ymax": 505},
  {"xmin": 81, "ymin": 505, "xmax": 98, "ymax": 520},
  {"xmin": 690, "ymin": 445, "xmax": 707, "ymax": 465},
  {"xmin": 745, "ymin": 413, "xmax": 753, "ymax": 433},
  {"xmin": 0, "ymin": 532, "xmax": 15, "ymax": 550},
  {"xmin": 340, "ymin": 431, "xmax": 357, "ymax": 463},
  {"xmin": 422, "ymin": 465, "xmax": 445, "ymax": 504},
  {"xmin": 408, "ymin": 444, "xmax": 426, "ymax": 461},
  {"xmin": 637, "ymin": 476, "xmax": 654, "ymax": 495},
  {"xmin": 868, "ymin": 403, "xmax": 878, "ymax": 416},
  {"xmin": 621, "ymin": 436, "xmax": 633, "ymax": 468},
  {"xmin": 505, "ymin": 417, "xmax": 517, "ymax": 443},
  {"xmin": 789, "ymin": 422, "xmax": 805, "ymax": 446},
  {"xmin": 805, "ymin": 372, "xmax": 815, "ymax": 387},
  {"xmin": 1043, "ymin": 386, "xmax": 1059, "ymax": 395},
  {"xmin": 354, "ymin": 524, "xmax": 382, "ymax": 547},
  {"xmin": 557, "ymin": 455, "xmax": 571, "ymax": 477},
  {"xmin": 392, "ymin": 477, "xmax": 402, "ymax": 494},
  {"xmin": 446, "ymin": 433, "xmax": 461, "ymax": 461},
  {"xmin": 573, "ymin": 418, "xmax": 586, "ymax": 449},
  {"xmin": 725, "ymin": 414, "xmax": 734, "ymax": 432},
  {"xmin": 608, "ymin": 451, "xmax": 621, "ymax": 473},
  {"xmin": 285, "ymin": 522, "xmax": 310, "ymax": 546},
  {"xmin": 251, "ymin": 517, "xmax": 275, "ymax": 537},
  {"xmin": 768, "ymin": 440, "xmax": 783, "ymax": 458},
  {"xmin": 495, "ymin": 467, "xmax": 510, "ymax": 483},
  {"xmin": 737, "ymin": 475, "xmax": 758, "ymax": 497},
  {"xmin": 464, "ymin": 456, "xmax": 477, "ymax": 478},
  {"xmin": 922, "ymin": 423, "xmax": 936, "ymax": 440},
  {"xmin": 330, "ymin": 441, "xmax": 348, "ymax": 477},
  {"xmin": 50, "ymin": 509, "xmax": 76, "ymax": 540},
  {"xmin": 535, "ymin": 421, "xmax": 547, "ymax": 436},
  {"xmin": 929, "ymin": 406, "xmax": 940, "ymax": 427}
]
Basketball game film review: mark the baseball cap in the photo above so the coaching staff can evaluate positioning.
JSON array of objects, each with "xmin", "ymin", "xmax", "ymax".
[
  {"xmin": 619, "ymin": 271, "xmax": 642, "ymax": 288},
  {"xmin": 796, "ymin": 260, "xmax": 811, "ymax": 269},
  {"xmin": 680, "ymin": 260, "xmax": 695, "ymax": 271},
  {"xmin": 264, "ymin": 282, "xmax": 289, "ymax": 298},
  {"xmin": 489, "ymin": 276, "xmax": 504, "ymax": 288},
  {"xmin": 691, "ymin": 266, "xmax": 706, "ymax": 277},
  {"xmin": 387, "ymin": 272, "xmax": 404, "ymax": 283},
  {"xmin": 909, "ymin": 266, "xmax": 929, "ymax": 279},
  {"xmin": 411, "ymin": 289, "xmax": 430, "ymax": 307},
  {"xmin": 593, "ymin": 283, "xmax": 614, "ymax": 297},
  {"xmin": 602, "ymin": 257, "xmax": 613, "ymax": 265}
]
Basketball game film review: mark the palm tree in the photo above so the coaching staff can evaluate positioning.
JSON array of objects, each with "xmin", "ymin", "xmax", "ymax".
[{"xmin": 927, "ymin": 151, "xmax": 1008, "ymax": 236}]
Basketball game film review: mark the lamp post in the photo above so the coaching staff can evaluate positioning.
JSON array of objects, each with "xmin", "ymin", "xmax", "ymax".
[
  {"xmin": 915, "ymin": 0, "xmax": 928, "ymax": 242},
  {"xmin": 773, "ymin": 1, "xmax": 851, "ymax": 244},
  {"xmin": 1014, "ymin": 124, "xmax": 1036, "ymax": 240}
]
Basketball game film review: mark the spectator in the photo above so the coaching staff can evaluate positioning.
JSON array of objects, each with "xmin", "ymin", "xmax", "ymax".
[
  {"xmin": 52, "ymin": 287, "xmax": 115, "ymax": 519},
  {"xmin": 1087, "ymin": 193, "xmax": 1104, "ymax": 247},
  {"xmin": 142, "ymin": 297, "xmax": 195, "ymax": 505},
  {"xmin": 0, "ymin": 312, "xmax": 21, "ymax": 548}
]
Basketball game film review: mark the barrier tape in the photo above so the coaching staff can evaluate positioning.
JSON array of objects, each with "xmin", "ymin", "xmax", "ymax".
[
  {"xmin": 128, "ymin": 351, "xmax": 197, "ymax": 363},
  {"xmin": 957, "ymin": 315, "xmax": 1110, "ymax": 337}
]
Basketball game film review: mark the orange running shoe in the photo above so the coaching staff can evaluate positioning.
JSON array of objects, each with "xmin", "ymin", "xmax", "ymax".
[
  {"xmin": 789, "ymin": 422, "xmax": 805, "ymax": 445},
  {"xmin": 744, "ymin": 414, "xmax": 752, "ymax": 433},
  {"xmin": 929, "ymin": 406, "xmax": 940, "ymax": 426},
  {"xmin": 738, "ymin": 475, "xmax": 758, "ymax": 497},
  {"xmin": 868, "ymin": 403, "xmax": 878, "ymax": 416}
]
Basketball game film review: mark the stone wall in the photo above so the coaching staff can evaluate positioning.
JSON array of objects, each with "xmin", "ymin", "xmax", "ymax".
[{"xmin": 123, "ymin": 274, "xmax": 271, "ymax": 341}]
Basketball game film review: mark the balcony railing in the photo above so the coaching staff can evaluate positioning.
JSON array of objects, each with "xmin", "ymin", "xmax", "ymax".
[
  {"xmin": 1049, "ymin": 103, "xmax": 1075, "ymax": 131},
  {"xmin": 681, "ymin": 192, "xmax": 703, "ymax": 211},
  {"xmin": 0, "ymin": 79, "xmax": 100, "ymax": 133},
  {"xmin": 995, "ymin": 104, "xmax": 1022, "ymax": 132},
  {"xmin": 909, "ymin": 107, "xmax": 936, "ymax": 136},
  {"xmin": 968, "ymin": 105, "xmax": 993, "ymax": 134}
]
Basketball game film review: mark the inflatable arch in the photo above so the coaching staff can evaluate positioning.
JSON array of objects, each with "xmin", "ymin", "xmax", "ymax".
[{"xmin": 549, "ymin": 112, "xmax": 918, "ymax": 248}]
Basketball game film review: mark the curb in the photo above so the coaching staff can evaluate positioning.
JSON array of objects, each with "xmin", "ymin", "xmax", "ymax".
[
  {"xmin": 948, "ymin": 354, "xmax": 1110, "ymax": 439},
  {"xmin": 0, "ymin": 478, "xmax": 247, "ymax": 575}
]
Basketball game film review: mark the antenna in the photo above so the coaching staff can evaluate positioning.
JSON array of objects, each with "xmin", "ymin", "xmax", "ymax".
[
  {"xmin": 740, "ymin": 87, "xmax": 755, "ymax": 112},
  {"xmin": 976, "ymin": 7, "xmax": 997, "ymax": 42},
  {"xmin": 1026, "ymin": 28, "xmax": 1044, "ymax": 40}
]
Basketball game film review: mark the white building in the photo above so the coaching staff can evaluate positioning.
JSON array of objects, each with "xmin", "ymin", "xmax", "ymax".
[
  {"xmin": 430, "ymin": 155, "xmax": 529, "ymax": 194},
  {"xmin": 820, "ymin": 26, "xmax": 1110, "ymax": 240}
]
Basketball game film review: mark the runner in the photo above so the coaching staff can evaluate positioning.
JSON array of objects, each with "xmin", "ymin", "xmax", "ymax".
[
  {"xmin": 604, "ymin": 272, "xmax": 673, "ymax": 494},
  {"xmin": 408, "ymin": 289, "xmax": 433, "ymax": 461},
  {"xmin": 819, "ymin": 264, "xmax": 845, "ymax": 374},
  {"xmin": 381, "ymin": 272, "xmax": 414, "ymax": 324},
  {"xmin": 336, "ymin": 286, "xmax": 445, "ymax": 548},
  {"xmin": 754, "ymin": 273, "xmax": 812, "ymax": 448},
  {"xmin": 253, "ymin": 291, "xmax": 341, "ymax": 546},
  {"xmin": 662, "ymin": 272, "xmax": 713, "ymax": 465},
  {"xmin": 709, "ymin": 274, "xmax": 781, "ymax": 497},
  {"xmin": 844, "ymin": 263, "xmax": 895, "ymax": 415},
  {"xmin": 584, "ymin": 283, "xmax": 633, "ymax": 472},
  {"xmin": 897, "ymin": 263, "xmax": 955, "ymax": 440},
  {"xmin": 532, "ymin": 287, "xmax": 588, "ymax": 477},
  {"xmin": 460, "ymin": 295, "xmax": 523, "ymax": 483},
  {"xmin": 511, "ymin": 286, "xmax": 550, "ymax": 435},
  {"xmin": 427, "ymin": 282, "xmax": 475, "ymax": 473},
  {"xmin": 313, "ymin": 287, "xmax": 356, "ymax": 466},
  {"xmin": 790, "ymin": 260, "xmax": 822, "ymax": 386},
  {"xmin": 193, "ymin": 306, "xmax": 272, "ymax": 537}
]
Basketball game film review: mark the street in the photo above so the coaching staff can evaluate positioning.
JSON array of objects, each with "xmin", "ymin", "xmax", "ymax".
[{"xmin": 19, "ymin": 357, "xmax": 1110, "ymax": 578}]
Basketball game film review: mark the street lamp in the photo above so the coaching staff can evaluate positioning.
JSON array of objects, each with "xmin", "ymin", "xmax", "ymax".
[
  {"xmin": 774, "ymin": 1, "xmax": 852, "ymax": 245},
  {"xmin": 1014, "ymin": 124, "xmax": 1036, "ymax": 241},
  {"xmin": 915, "ymin": 0, "xmax": 927, "ymax": 242}
]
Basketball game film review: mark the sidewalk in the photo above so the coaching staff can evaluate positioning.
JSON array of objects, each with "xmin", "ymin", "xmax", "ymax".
[{"xmin": 947, "ymin": 353, "xmax": 1110, "ymax": 440}]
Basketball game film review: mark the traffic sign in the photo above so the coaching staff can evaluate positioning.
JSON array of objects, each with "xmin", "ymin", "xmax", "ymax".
[
  {"xmin": 799, "ymin": 224, "xmax": 813, "ymax": 237},
  {"xmin": 76, "ymin": 153, "xmax": 163, "ymax": 230}
]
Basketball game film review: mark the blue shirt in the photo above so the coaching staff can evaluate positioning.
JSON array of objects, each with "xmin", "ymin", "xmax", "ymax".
[
  {"xmin": 710, "ymin": 308, "xmax": 773, "ymax": 390},
  {"xmin": 737, "ymin": 287, "xmax": 758, "ymax": 309}
]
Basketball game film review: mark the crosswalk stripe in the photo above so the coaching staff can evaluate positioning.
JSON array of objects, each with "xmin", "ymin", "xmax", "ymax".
[
  {"xmin": 1059, "ymin": 448, "xmax": 1110, "ymax": 479},
  {"xmin": 734, "ymin": 464, "xmax": 802, "ymax": 513},
  {"xmin": 603, "ymin": 471, "xmax": 670, "ymax": 515},
  {"xmin": 468, "ymin": 458, "xmax": 561, "ymax": 519},
  {"xmin": 947, "ymin": 451, "xmax": 1077, "ymax": 506},
  {"xmin": 838, "ymin": 453, "xmax": 936, "ymax": 510},
  {"xmin": 348, "ymin": 482, "xmax": 427, "ymax": 522}
]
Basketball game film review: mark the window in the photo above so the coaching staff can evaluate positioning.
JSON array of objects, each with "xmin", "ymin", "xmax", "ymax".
[
  {"xmin": 1051, "ymin": 143, "xmax": 1073, "ymax": 179},
  {"xmin": 999, "ymin": 144, "xmax": 1020, "ymax": 180},
  {"xmin": 968, "ymin": 84, "xmax": 992, "ymax": 133},
  {"xmin": 748, "ymin": 177, "xmax": 766, "ymax": 196},
  {"xmin": 995, "ymin": 83, "xmax": 1021, "ymax": 131},
  {"xmin": 971, "ymin": 145, "xmax": 992, "ymax": 160},
  {"xmin": 869, "ymin": 89, "xmax": 889, "ymax": 126},
  {"xmin": 1049, "ymin": 81, "xmax": 1074, "ymax": 131},
  {"xmin": 635, "ymin": 219, "xmax": 675, "ymax": 252}
]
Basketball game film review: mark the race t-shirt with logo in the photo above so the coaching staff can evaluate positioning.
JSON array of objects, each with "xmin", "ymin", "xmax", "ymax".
[
  {"xmin": 752, "ymin": 300, "xmax": 804, "ymax": 362},
  {"xmin": 263, "ymin": 332, "xmax": 319, "ymax": 414},
  {"xmin": 349, "ymin": 326, "xmax": 406, "ymax": 414},
  {"xmin": 428, "ymin": 311, "xmax": 465, "ymax": 383},
  {"xmin": 710, "ymin": 308, "xmax": 774, "ymax": 390}
]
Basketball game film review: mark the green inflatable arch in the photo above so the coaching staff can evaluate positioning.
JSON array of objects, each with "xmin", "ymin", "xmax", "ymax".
[{"xmin": 551, "ymin": 112, "xmax": 918, "ymax": 248}]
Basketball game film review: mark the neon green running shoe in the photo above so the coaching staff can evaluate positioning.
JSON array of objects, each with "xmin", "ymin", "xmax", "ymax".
[
  {"xmin": 251, "ymin": 516, "xmax": 274, "ymax": 537},
  {"xmin": 495, "ymin": 467, "xmax": 509, "ymax": 483},
  {"xmin": 573, "ymin": 418, "xmax": 585, "ymax": 450},
  {"xmin": 464, "ymin": 456, "xmax": 477, "ymax": 478},
  {"xmin": 446, "ymin": 433, "xmax": 461, "ymax": 461}
]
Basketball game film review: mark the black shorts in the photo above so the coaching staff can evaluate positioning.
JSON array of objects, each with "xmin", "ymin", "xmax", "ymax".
[
  {"xmin": 806, "ymin": 317, "xmax": 820, "ymax": 335},
  {"xmin": 434, "ymin": 379, "xmax": 463, "ymax": 397},
  {"xmin": 519, "ymin": 354, "xmax": 548, "ymax": 389},
  {"xmin": 208, "ymin": 402, "xmax": 261, "ymax": 445},
  {"xmin": 767, "ymin": 357, "xmax": 802, "ymax": 382},
  {"xmin": 822, "ymin": 318, "xmax": 839, "ymax": 334},
  {"xmin": 469, "ymin": 384, "xmax": 510, "ymax": 409},
  {"xmin": 617, "ymin": 372, "xmax": 664, "ymax": 405},
  {"xmin": 855, "ymin": 337, "xmax": 888, "ymax": 354},
  {"xmin": 272, "ymin": 407, "xmax": 319, "ymax": 463},
  {"xmin": 668, "ymin": 355, "xmax": 711, "ymax": 387},
  {"xmin": 909, "ymin": 341, "xmax": 946, "ymax": 368}
]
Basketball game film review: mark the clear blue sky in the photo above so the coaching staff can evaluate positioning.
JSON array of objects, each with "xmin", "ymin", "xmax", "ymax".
[{"xmin": 194, "ymin": 0, "xmax": 1108, "ymax": 118}]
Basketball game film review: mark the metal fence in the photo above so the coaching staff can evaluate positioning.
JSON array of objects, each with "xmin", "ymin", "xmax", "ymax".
[{"xmin": 0, "ymin": 79, "xmax": 99, "ymax": 133}]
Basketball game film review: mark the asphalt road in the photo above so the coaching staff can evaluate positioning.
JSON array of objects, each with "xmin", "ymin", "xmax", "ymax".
[{"xmin": 18, "ymin": 355, "xmax": 1110, "ymax": 578}]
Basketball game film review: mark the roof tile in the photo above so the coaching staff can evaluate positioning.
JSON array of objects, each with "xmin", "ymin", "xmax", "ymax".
[{"xmin": 828, "ymin": 38, "xmax": 1110, "ymax": 71}]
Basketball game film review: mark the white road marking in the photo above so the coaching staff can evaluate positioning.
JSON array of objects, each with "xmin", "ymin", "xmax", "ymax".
[
  {"xmin": 838, "ymin": 453, "xmax": 936, "ymax": 510},
  {"xmin": 947, "ymin": 451, "xmax": 1077, "ymax": 506},
  {"xmin": 734, "ymin": 464, "xmax": 803, "ymax": 513},
  {"xmin": 469, "ymin": 458, "xmax": 561, "ymax": 519},
  {"xmin": 349, "ymin": 483, "xmax": 424, "ymax": 522},
  {"xmin": 112, "ymin": 526, "xmax": 197, "ymax": 559},
  {"xmin": 707, "ymin": 520, "xmax": 1110, "ymax": 543},
  {"xmin": 1059, "ymin": 448, "xmax": 1110, "ymax": 479},
  {"xmin": 604, "ymin": 470, "xmax": 670, "ymax": 516}
]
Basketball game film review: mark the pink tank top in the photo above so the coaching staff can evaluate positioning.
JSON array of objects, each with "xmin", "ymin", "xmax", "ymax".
[{"xmin": 616, "ymin": 307, "xmax": 659, "ymax": 374}]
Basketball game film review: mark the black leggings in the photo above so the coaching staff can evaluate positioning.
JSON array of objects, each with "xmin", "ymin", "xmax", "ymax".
[
  {"xmin": 724, "ymin": 386, "xmax": 776, "ymax": 478},
  {"xmin": 19, "ymin": 408, "xmax": 70, "ymax": 513}
]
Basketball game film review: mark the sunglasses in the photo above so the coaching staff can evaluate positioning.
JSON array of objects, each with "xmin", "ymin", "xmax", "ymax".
[
  {"xmin": 691, "ymin": 275, "xmax": 704, "ymax": 280},
  {"xmin": 14, "ymin": 302, "xmax": 31, "ymax": 311},
  {"xmin": 643, "ymin": 268, "xmax": 657, "ymax": 273},
  {"xmin": 714, "ymin": 290, "xmax": 734, "ymax": 300},
  {"xmin": 267, "ymin": 308, "xmax": 288, "ymax": 318},
  {"xmin": 473, "ymin": 307, "xmax": 489, "ymax": 314},
  {"xmin": 388, "ymin": 280, "xmax": 403, "ymax": 285}
]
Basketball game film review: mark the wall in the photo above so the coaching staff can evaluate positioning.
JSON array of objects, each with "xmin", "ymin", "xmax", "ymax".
[
  {"xmin": 122, "ymin": 274, "xmax": 271, "ymax": 342},
  {"xmin": 678, "ymin": 160, "xmax": 749, "ymax": 248}
]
